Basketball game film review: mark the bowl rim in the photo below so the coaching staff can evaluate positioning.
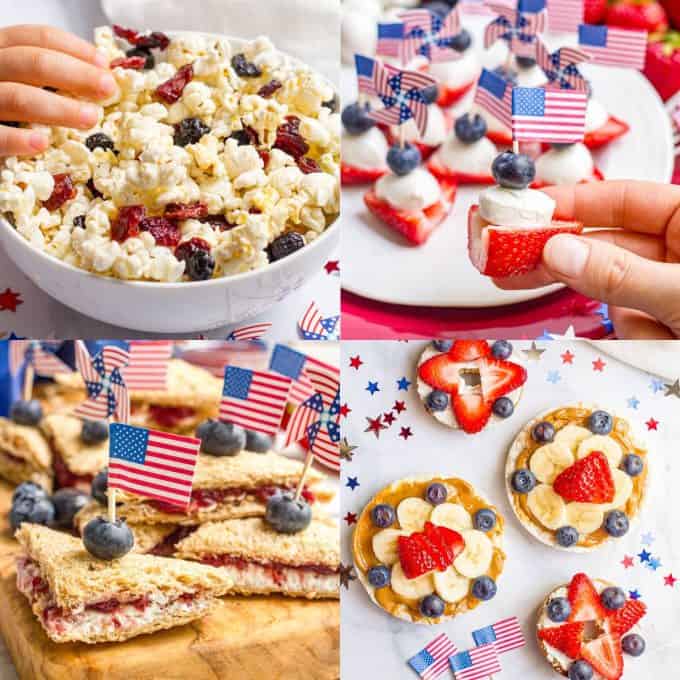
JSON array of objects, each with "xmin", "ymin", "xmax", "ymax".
[{"xmin": 0, "ymin": 29, "xmax": 339, "ymax": 290}]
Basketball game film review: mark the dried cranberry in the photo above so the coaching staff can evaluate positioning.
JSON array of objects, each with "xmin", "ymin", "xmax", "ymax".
[
  {"xmin": 155, "ymin": 63, "xmax": 194, "ymax": 104},
  {"xmin": 164, "ymin": 202, "xmax": 208, "ymax": 220},
  {"xmin": 175, "ymin": 237, "xmax": 211, "ymax": 262},
  {"xmin": 86, "ymin": 178, "xmax": 103, "ymax": 199},
  {"xmin": 258, "ymin": 149, "xmax": 270, "ymax": 168},
  {"xmin": 297, "ymin": 157, "xmax": 321, "ymax": 174},
  {"xmin": 111, "ymin": 205, "xmax": 145, "ymax": 242},
  {"xmin": 134, "ymin": 31, "xmax": 170, "ymax": 50},
  {"xmin": 199, "ymin": 214, "xmax": 236, "ymax": 231},
  {"xmin": 281, "ymin": 116, "xmax": 301, "ymax": 134},
  {"xmin": 273, "ymin": 130, "xmax": 309, "ymax": 160},
  {"xmin": 110, "ymin": 56, "xmax": 146, "ymax": 70},
  {"xmin": 126, "ymin": 47, "xmax": 154, "ymax": 70},
  {"xmin": 139, "ymin": 217, "xmax": 180, "ymax": 246},
  {"xmin": 113, "ymin": 25, "xmax": 139, "ymax": 43},
  {"xmin": 43, "ymin": 174, "xmax": 76, "ymax": 211},
  {"xmin": 257, "ymin": 80, "xmax": 282, "ymax": 98},
  {"xmin": 148, "ymin": 405, "xmax": 195, "ymax": 427}
]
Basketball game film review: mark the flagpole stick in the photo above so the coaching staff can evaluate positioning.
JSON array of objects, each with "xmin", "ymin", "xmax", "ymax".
[
  {"xmin": 108, "ymin": 487, "xmax": 117, "ymax": 524},
  {"xmin": 399, "ymin": 125, "xmax": 406, "ymax": 150},
  {"xmin": 512, "ymin": 138, "xmax": 519, "ymax": 155},
  {"xmin": 22, "ymin": 363, "xmax": 34, "ymax": 401},
  {"xmin": 294, "ymin": 449, "xmax": 315, "ymax": 501}
]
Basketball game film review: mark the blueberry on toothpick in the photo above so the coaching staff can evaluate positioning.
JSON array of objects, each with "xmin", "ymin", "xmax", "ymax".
[
  {"xmin": 82, "ymin": 516, "xmax": 134, "ymax": 560},
  {"xmin": 265, "ymin": 493, "xmax": 312, "ymax": 534},
  {"xmin": 386, "ymin": 143, "xmax": 421, "ymax": 176}
]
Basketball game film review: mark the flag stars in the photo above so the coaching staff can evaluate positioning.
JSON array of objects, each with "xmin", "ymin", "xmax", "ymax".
[
  {"xmin": 345, "ymin": 476, "xmax": 360, "ymax": 491},
  {"xmin": 366, "ymin": 381, "xmax": 380, "ymax": 395},
  {"xmin": 397, "ymin": 376, "xmax": 411, "ymax": 391}
]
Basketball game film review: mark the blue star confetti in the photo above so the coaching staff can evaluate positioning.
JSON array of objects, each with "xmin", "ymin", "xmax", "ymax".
[
  {"xmin": 629, "ymin": 590, "xmax": 641, "ymax": 600},
  {"xmin": 396, "ymin": 376, "xmax": 411, "ymax": 391},
  {"xmin": 638, "ymin": 549, "xmax": 651, "ymax": 563},
  {"xmin": 346, "ymin": 477, "xmax": 360, "ymax": 491},
  {"xmin": 627, "ymin": 396, "xmax": 640, "ymax": 410},
  {"xmin": 641, "ymin": 532, "xmax": 655, "ymax": 546},
  {"xmin": 650, "ymin": 378, "xmax": 665, "ymax": 394},
  {"xmin": 366, "ymin": 381, "xmax": 380, "ymax": 395},
  {"xmin": 537, "ymin": 330, "xmax": 554, "ymax": 341},
  {"xmin": 547, "ymin": 370, "xmax": 561, "ymax": 384},
  {"xmin": 647, "ymin": 557, "xmax": 661, "ymax": 571}
]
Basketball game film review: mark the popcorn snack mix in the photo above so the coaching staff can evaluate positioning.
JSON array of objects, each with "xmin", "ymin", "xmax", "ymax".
[{"xmin": 0, "ymin": 27, "xmax": 339, "ymax": 282}]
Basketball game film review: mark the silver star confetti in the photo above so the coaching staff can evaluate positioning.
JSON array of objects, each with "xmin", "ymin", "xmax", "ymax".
[{"xmin": 522, "ymin": 342, "xmax": 546, "ymax": 361}]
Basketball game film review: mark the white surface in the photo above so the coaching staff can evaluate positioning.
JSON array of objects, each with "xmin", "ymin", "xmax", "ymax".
[
  {"xmin": 341, "ymin": 339, "xmax": 680, "ymax": 678},
  {"xmin": 341, "ymin": 18, "xmax": 674, "ymax": 308}
]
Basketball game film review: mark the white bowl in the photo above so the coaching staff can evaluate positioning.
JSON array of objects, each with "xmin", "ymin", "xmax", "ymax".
[{"xmin": 0, "ymin": 31, "xmax": 339, "ymax": 333}]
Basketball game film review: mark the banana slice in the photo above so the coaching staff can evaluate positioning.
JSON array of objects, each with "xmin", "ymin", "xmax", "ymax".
[
  {"xmin": 604, "ymin": 469, "xmax": 633, "ymax": 511},
  {"xmin": 372, "ymin": 529, "xmax": 408, "ymax": 565},
  {"xmin": 390, "ymin": 562, "xmax": 434, "ymax": 599},
  {"xmin": 527, "ymin": 484, "xmax": 567, "ymax": 530},
  {"xmin": 430, "ymin": 503, "xmax": 472, "ymax": 532},
  {"xmin": 577, "ymin": 435, "xmax": 623, "ymax": 469},
  {"xmin": 565, "ymin": 502, "xmax": 604, "ymax": 534},
  {"xmin": 453, "ymin": 530, "xmax": 493, "ymax": 578},
  {"xmin": 529, "ymin": 441, "xmax": 574, "ymax": 484},
  {"xmin": 397, "ymin": 497, "xmax": 433, "ymax": 532},
  {"xmin": 554, "ymin": 425, "xmax": 592, "ymax": 453},
  {"xmin": 433, "ymin": 566, "xmax": 469, "ymax": 603}
]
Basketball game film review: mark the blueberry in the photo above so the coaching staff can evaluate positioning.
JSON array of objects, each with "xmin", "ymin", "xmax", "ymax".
[
  {"xmin": 491, "ymin": 340, "xmax": 513, "ymax": 359},
  {"xmin": 546, "ymin": 596, "xmax": 571, "ymax": 622},
  {"xmin": 474, "ymin": 508, "xmax": 496, "ymax": 531},
  {"xmin": 600, "ymin": 586, "xmax": 626, "ymax": 611},
  {"xmin": 511, "ymin": 468, "xmax": 536, "ymax": 494},
  {"xmin": 450, "ymin": 28, "xmax": 472, "ymax": 52},
  {"xmin": 126, "ymin": 47, "xmax": 154, "ymax": 69},
  {"xmin": 515, "ymin": 56, "xmax": 536, "ymax": 69},
  {"xmin": 493, "ymin": 65, "xmax": 518, "ymax": 85},
  {"xmin": 268, "ymin": 232, "xmax": 305, "ymax": 261},
  {"xmin": 420, "ymin": 593, "xmax": 446, "ymax": 617},
  {"xmin": 371, "ymin": 503, "xmax": 395, "ymax": 528},
  {"xmin": 492, "ymin": 397, "xmax": 514, "ymax": 418},
  {"xmin": 568, "ymin": 660, "xmax": 594, "ymax": 680},
  {"xmin": 492, "ymin": 151, "xmax": 536, "ymax": 190},
  {"xmin": 622, "ymin": 633, "xmax": 645, "ymax": 657},
  {"xmin": 425, "ymin": 482, "xmax": 447, "ymax": 505},
  {"xmin": 532, "ymin": 421, "xmax": 555, "ymax": 443},
  {"xmin": 604, "ymin": 510, "xmax": 629, "ymax": 537},
  {"xmin": 426, "ymin": 390, "xmax": 449, "ymax": 412},
  {"xmin": 10, "ymin": 399, "xmax": 43, "ymax": 426},
  {"xmin": 12, "ymin": 481, "xmax": 48, "ymax": 504},
  {"xmin": 229, "ymin": 129, "xmax": 254, "ymax": 146},
  {"xmin": 82, "ymin": 516, "xmax": 134, "ymax": 560},
  {"xmin": 587, "ymin": 410, "xmax": 613, "ymax": 435},
  {"xmin": 245, "ymin": 430, "xmax": 273, "ymax": 453},
  {"xmin": 472, "ymin": 576, "xmax": 497, "ymax": 601},
  {"xmin": 9, "ymin": 495, "xmax": 55, "ymax": 532},
  {"xmin": 555, "ymin": 526, "xmax": 579, "ymax": 548},
  {"xmin": 174, "ymin": 117, "xmax": 211, "ymax": 147},
  {"xmin": 81, "ymin": 419, "xmax": 109, "ymax": 445},
  {"xmin": 422, "ymin": 1, "xmax": 452, "ymax": 18},
  {"xmin": 341, "ymin": 102, "xmax": 374, "ymax": 135},
  {"xmin": 231, "ymin": 53, "xmax": 262, "ymax": 78},
  {"xmin": 85, "ymin": 133, "xmax": 115, "ymax": 152},
  {"xmin": 51, "ymin": 489, "xmax": 90, "ymax": 530},
  {"xmin": 622, "ymin": 453, "xmax": 644, "ymax": 477},
  {"xmin": 367, "ymin": 565, "xmax": 391, "ymax": 588},
  {"xmin": 386, "ymin": 143, "xmax": 421, "ymax": 177},
  {"xmin": 185, "ymin": 249, "xmax": 215, "ymax": 281},
  {"xmin": 420, "ymin": 85, "xmax": 439, "ymax": 105},
  {"xmin": 91, "ymin": 468, "xmax": 108, "ymax": 505},
  {"xmin": 551, "ymin": 142, "xmax": 574, "ymax": 151},
  {"xmin": 454, "ymin": 113, "xmax": 487, "ymax": 144},
  {"xmin": 198, "ymin": 420, "xmax": 246, "ymax": 456},
  {"xmin": 432, "ymin": 339, "xmax": 453, "ymax": 352},
  {"xmin": 265, "ymin": 493, "xmax": 312, "ymax": 533}
]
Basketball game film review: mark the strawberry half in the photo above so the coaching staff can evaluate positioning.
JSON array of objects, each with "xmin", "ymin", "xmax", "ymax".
[
  {"xmin": 452, "ymin": 393, "xmax": 492, "ymax": 434},
  {"xmin": 486, "ymin": 129, "xmax": 513, "ymax": 147},
  {"xmin": 553, "ymin": 452, "xmax": 615, "ymax": 504},
  {"xmin": 418, "ymin": 353, "xmax": 462, "ymax": 394},
  {"xmin": 608, "ymin": 599, "xmax": 647, "ymax": 635},
  {"xmin": 583, "ymin": 116, "xmax": 630, "ymax": 150},
  {"xmin": 478, "ymin": 356, "xmax": 527, "ymax": 402},
  {"xmin": 531, "ymin": 166, "xmax": 604, "ymax": 189},
  {"xmin": 467, "ymin": 204, "xmax": 583, "ymax": 278},
  {"xmin": 538, "ymin": 622, "xmax": 584, "ymax": 659},
  {"xmin": 568, "ymin": 573, "xmax": 608, "ymax": 623},
  {"xmin": 581, "ymin": 633, "xmax": 624, "ymax": 680},
  {"xmin": 427, "ymin": 155, "xmax": 496, "ymax": 186},
  {"xmin": 398, "ymin": 533, "xmax": 438, "ymax": 579},
  {"xmin": 341, "ymin": 163, "xmax": 387, "ymax": 186},
  {"xmin": 436, "ymin": 79, "xmax": 476, "ymax": 108},
  {"xmin": 448, "ymin": 340, "xmax": 490, "ymax": 362},
  {"xmin": 364, "ymin": 177, "xmax": 457, "ymax": 245},
  {"xmin": 424, "ymin": 521, "xmax": 465, "ymax": 566}
]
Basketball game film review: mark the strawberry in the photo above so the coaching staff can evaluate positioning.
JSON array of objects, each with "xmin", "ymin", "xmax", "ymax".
[
  {"xmin": 427, "ymin": 155, "xmax": 496, "ymax": 186},
  {"xmin": 418, "ymin": 353, "xmax": 462, "ymax": 394},
  {"xmin": 568, "ymin": 573, "xmax": 608, "ymax": 622},
  {"xmin": 584, "ymin": 0, "xmax": 608, "ymax": 23},
  {"xmin": 424, "ymin": 521, "xmax": 465, "ymax": 565},
  {"xmin": 606, "ymin": 0, "xmax": 668, "ymax": 33},
  {"xmin": 341, "ymin": 163, "xmax": 387, "ymax": 186},
  {"xmin": 436, "ymin": 80, "xmax": 476, "ymax": 108},
  {"xmin": 413, "ymin": 532, "xmax": 449, "ymax": 571},
  {"xmin": 608, "ymin": 599, "xmax": 647, "ymax": 634},
  {"xmin": 532, "ymin": 166, "xmax": 604, "ymax": 189},
  {"xmin": 583, "ymin": 115, "xmax": 630, "ymax": 149},
  {"xmin": 581, "ymin": 633, "xmax": 624, "ymax": 680},
  {"xmin": 553, "ymin": 452, "xmax": 615, "ymax": 504},
  {"xmin": 478, "ymin": 356, "xmax": 527, "ymax": 402},
  {"xmin": 643, "ymin": 32, "xmax": 680, "ymax": 102},
  {"xmin": 398, "ymin": 524, "xmax": 465, "ymax": 577},
  {"xmin": 398, "ymin": 533, "xmax": 438, "ymax": 579},
  {"xmin": 452, "ymin": 393, "xmax": 492, "ymax": 434},
  {"xmin": 537, "ymin": 622, "xmax": 584, "ymax": 659},
  {"xmin": 448, "ymin": 340, "xmax": 490, "ymax": 362},
  {"xmin": 486, "ymin": 129, "xmax": 513, "ymax": 147},
  {"xmin": 467, "ymin": 205, "xmax": 584, "ymax": 278},
  {"xmin": 661, "ymin": 0, "xmax": 680, "ymax": 29}
]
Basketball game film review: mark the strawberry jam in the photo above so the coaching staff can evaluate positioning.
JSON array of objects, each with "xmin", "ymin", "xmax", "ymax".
[{"xmin": 148, "ymin": 405, "xmax": 196, "ymax": 428}]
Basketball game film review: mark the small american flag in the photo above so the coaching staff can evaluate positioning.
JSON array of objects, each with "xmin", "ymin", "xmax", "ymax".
[
  {"xmin": 220, "ymin": 365, "xmax": 291, "ymax": 436},
  {"xmin": 355, "ymin": 53, "xmax": 379, "ymax": 96},
  {"xmin": 512, "ymin": 86, "xmax": 587, "ymax": 143},
  {"xmin": 408, "ymin": 633, "xmax": 459, "ymax": 679},
  {"xmin": 8, "ymin": 340, "xmax": 70, "ymax": 376},
  {"xmin": 122, "ymin": 340, "xmax": 172, "ymax": 391},
  {"xmin": 449, "ymin": 644, "xmax": 501, "ymax": 680},
  {"xmin": 485, "ymin": 0, "xmax": 547, "ymax": 58},
  {"xmin": 72, "ymin": 340, "xmax": 130, "ymax": 423},
  {"xmin": 472, "ymin": 617, "xmax": 526, "ymax": 653},
  {"xmin": 226, "ymin": 322, "xmax": 272, "ymax": 342},
  {"xmin": 474, "ymin": 68, "xmax": 513, "ymax": 128},
  {"xmin": 377, "ymin": 22, "xmax": 404, "ymax": 59},
  {"xmin": 535, "ymin": 40, "xmax": 589, "ymax": 90},
  {"xmin": 546, "ymin": 0, "xmax": 583, "ymax": 33},
  {"xmin": 399, "ymin": 7, "xmax": 461, "ymax": 64},
  {"xmin": 269, "ymin": 344, "xmax": 317, "ymax": 406},
  {"xmin": 108, "ymin": 423, "xmax": 200, "ymax": 509},
  {"xmin": 298, "ymin": 302, "xmax": 340, "ymax": 341},
  {"xmin": 578, "ymin": 24, "xmax": 647, "ymax": 70}
]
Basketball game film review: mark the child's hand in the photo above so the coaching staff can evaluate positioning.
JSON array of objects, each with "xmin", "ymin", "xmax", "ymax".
[
  {"xmin": 493, "ymin": 180, "xmax": 680, "ymax": 339},
  {"xmin": 0, "ymin": 24, "xmax": 117, "ymax": 156}
]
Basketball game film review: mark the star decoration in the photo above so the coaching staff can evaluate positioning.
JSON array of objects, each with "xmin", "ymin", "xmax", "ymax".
[
  {"xmin": 638, "ymin": 549, "xmax": 651, "ymax": 563},
  {"xmin": 641, "ymin": 532, "xmax": 655, "ymax": 546},
  {"xmin": 547, "ymin": 370, "xmax": 561, "ymax": 384},
  {"xmin": 664, "ymin": 379, "xmax": 680, "ymax": 398},
  {"xmin": 339, "ymin": 563, "xmax": 357, "ymax": 589},
  {"xmin": 399, "ymin": 426, "xmax": 413, "ymax": 440},
  {"xmin": 627, "ymin": 396, "xmax": 640, "ymax": 410},
  {"xmin": 522, "ymin": 342, "xmax": 546, "ymax": 361},
  {"xmin": 383, "ymin": 411, "xmax": 396, "ymax": 426},
  {"xmin": 647, "ymin": 557, "xmax": 661, "ymax": 571},
  {"xmin": 646, "ymin": 417, "xmax": 659, "ymax": 431},
  {"xmin": 346, "ymin": 476, "xmax": 360, "ymax": 491},
  {"xmin": 366, "ymin": 381, "xmax": 380, "ymax": 395},
  {"xmin": 349, "ymin": 355, "xmax": 363, "ymax": 370},
  {"xmin": 324, "ymin": 259, "xmax": 340, "ymax": 275},
  {"xmin": 393, "ymin": 400, "xmax": 406, "ymax": 414},
  {"xmin": 561, "ymin": 350, "xmax": 574, "ymax": 364},
  {"xmin": 592, "ymin": 357, "xmax": 606, "ymax": 372},
  {"xmin": 650, "ymin": 378, "xmax": 665, "ymax": 393},
  {"xmin": 0, "ymin": 288, "xmax": 23, "ymax": 312},
  {"xmin": 344, "ymin": 512, "xmax": 357, "ymax": 526},
  {"xmin": 397, "ymin": 376, "xmax": 411, "ymax": 391},
  {"xmin": 339, "ymin": 437, "xmax": 358, "ymax": 461},
  {"xmin": 365, "ymin": 415, "xmax": 386, "ymax": 438},
  {"xmin": 665, "ymin": 574, "xmax": 677, "ymax": 587},
  {"xmin": 621, "ymin": 555, "xmax": 634, "ymax": 569},
  {"xmin": 629, "ymin": 589, "xmax": 641, "ymax": 600},
  {"xmin": 339, "ymin": 403, "xmax": 352, "ymax": 418}
]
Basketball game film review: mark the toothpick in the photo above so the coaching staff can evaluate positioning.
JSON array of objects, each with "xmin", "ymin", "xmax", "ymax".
[
  {"xmin": 512, "ymin": 139, "xmax": 519, "ymax": 154},
  {"xmin": 399, "ymin": 125, "xmax": 406, "ymax": 150},
  {"xmin": 294, "ymin": 449, "xmax": 315, "ymax": 501},
  {"xmin": 22, "ymin": 363, "xmax": 34, "ymax": 401},
  {"xmin": 108, "ymin": 487, "xmax": 117, "ymax": 524}
]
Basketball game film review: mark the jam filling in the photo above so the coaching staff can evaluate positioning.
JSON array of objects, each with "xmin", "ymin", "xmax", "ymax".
[
  {"xmin": 52, "ymin": 451, "xmax": 93, "ymax": 490},
  {"xmin": 149, "ymin": 525, "xmax": 198, "ymax": 556},
  {"xmin": 148, "ymin": 405, "xmax": 196, "ymax": 428},
  {"xmin": 200, "ymin": 554, "xmax": 339, "ymax": 583}
]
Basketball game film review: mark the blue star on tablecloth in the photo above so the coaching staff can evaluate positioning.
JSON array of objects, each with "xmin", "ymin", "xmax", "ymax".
[
  {"xmin": 638, "ymin": 549, "xmax": 651, "ymax": 563},
  {"xmin": 366, "ymin": 381, "xmax": 380, "ymax": 395},
  {"xmin": 397, "ymin": 376, "xmax": 411, "ymax": 391},
  {"xmin": 647, "ymin": 557, "xmax": 662, "ymax": 571},
  {"xmin": 346, "ymin": 476, "xmax": 360, "ymax": 490},
  {"xmin": 650, "ymin": 378, "xmax": 665, "ymax": 393},
  {"xmin": 627, "ymin": 396, "xmax": 640, "ymax": 409},
  {"xmin": 547, "ymin": 370, "xmax": 561, "ymax": 384},
  {"xmin": 629, "ymin": 590, "xmax": 641, "ymax": 600},
  {"xmin": 641, "ymin": 532, "xmax": 655, "ymax": 546}
]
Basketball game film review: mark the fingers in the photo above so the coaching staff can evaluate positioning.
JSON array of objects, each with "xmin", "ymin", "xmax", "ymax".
[
  {"xmin": 608, "ymin": 306, "xmax": 677, "ymax": 340},
  {"xmin": 0, "ymin": 124, "xmax": 48, "ymax": 156},
  {"xmin": 0, "ymin": 82, "xmax": 99, "ymax": 129},
  {"xmin": 0, "ymin": 46, "xmax": 116, "ymax": 101},
  {"xmin": 0, "ymin": 25, "xmax": 107, "ymax": 67}
]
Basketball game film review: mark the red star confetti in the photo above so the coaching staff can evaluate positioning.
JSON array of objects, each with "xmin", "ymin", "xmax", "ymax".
[
  {"xmin": 0, "ymin": 288, "xmax": 23, "ymax": 312},
  {"xmin": 344, "ymin": 512, "xmax": 357, "ymax": 526},
  {"xmin": 592, "ymin": 357, "xmax": 606, "ymax": 372},
  {"xmin": 339, "ymin": 403, "xmax": 351, "ymax": 418},
  {"xmin": 349, "ymin": 355, "xmax": 363, "ymax": 370},
  {"xmin": 665, "ymin": 574, "xmax": 677, "ymax": 587},
  {"xmin": 393, "ymin": 400, "xmax": 406, "ymax": 414},
  {"xmin": 561, "ymin": 350, "xmax": 574, "ymax": 364},
  {"xmin": 399, "ymin": 426, "xmax": 413, "ymax": 440},
  {"xmin": 365, "ymin": 415, "xmax": 386, "ymax": 438},
  {"xmin": 646, "ymin": 418, "xmax": 659, "ymax": 431},
  {"xmin": 324, "ymin": 260, "xmax": 340, "ymax": 274},
  {"xmin": 622, "ymin": 555, "xmax": 634, "ymax": 569},
  {"xmin": 383, "ymin": 411, "xmax": 396, "ymax": 426}
]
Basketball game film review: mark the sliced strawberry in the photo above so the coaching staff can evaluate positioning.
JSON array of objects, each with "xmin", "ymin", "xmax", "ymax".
[
  {"xmin": 486, "ymin": 129, "xmax": 513, "ymax": 146},
  {"xmin": 424, "ymin": 521, "xmax": 465, "ymax": 566},
  {"xmin": 568, "ymin": 573, "xmax": 608, "ymax": 623},
  {"xmin": 418, "ymin": 353, "xmax": 461, "ymax": 394},
  {"xmin": 427, "ymin": 156, "xmax": 496, "ymax": 186},
  {"xmin": 583, "ymin": 115, "xmax": 630, "ymax": 150},
  {"xmin": 531, "ymin": 166, "xmax": 604, "ymax": 189},
  {"xmin": 452, "ymin": 393, "xmax": 492, "ymax": 434},
  {"xmin": 413, "ymin": 532, "xmax": 449, "ymax": 571},
  {"xmin": 608, "ymin": 599, "xmax": 647, "ymax": 635},
  {"xmin": 398, "ymin": 533, "xmax": 438, "ymax": 579},
  {"xmin": 341, "ymin": 163, "xmax": 387, "ymax": 186},
  {"xmin": 448, "ymin": 340, "xmax": 490, "ymax": 362},
  {"xmin": 538, "ymin": 622, "xmax": 584, "ymax": 659},
  {"xmin": 553, "ymin": 452, "xmax": 615, "ymax": 504},
  {"xmin": 581, "ymin": 633, "xmax": 624, "ymax": 680},
  {"xmin": 467, "ymin": 204, "xmax": 583, "ymax": 278},
  {"xmin": 478, "ymin": 356, "xmax": 527, "ymax": 402},
  {"xmin": 436, "ymin": 79, "xmax": 476, "ymax": 108}
]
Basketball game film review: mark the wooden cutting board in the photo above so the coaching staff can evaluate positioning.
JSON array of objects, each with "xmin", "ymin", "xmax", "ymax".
[{"xmin": 0, "ymin": 482, "xmax": 339, "ymax": 680}]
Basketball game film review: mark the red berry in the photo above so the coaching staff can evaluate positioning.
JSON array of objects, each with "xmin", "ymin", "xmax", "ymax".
[
  {"xmin": 113, "ymin": 25, "xmax": 139, "ymax": 43},
  {"xmin": 538, "ymin": 622, "xmax": 584, "ymax": 659},
  {"xmin": 609, "ymin": 599, "xmax": 647, "ymax": 635},
  {"xmin": 297, "ymin": 157, "xmax": 321, "ymax": 174},
  {"xmin": 553, "ymin": 452, "xmax": 615, "ymax": 504},
  {"xmin": 274, "ymin": 130, "xmax": 309, "ymax": 159},
  {"xmin": 134, "ymin": 31, "xmax": 170, "ymax": 50},
  {"xmin": 110, "ymin": 56, "xmax": 147, "ymax": 70},
  {"xmin": 111, "ymin": 205, "xmax": 146, "ymax": 242},
  {"xmin": 567, "ymin": 573, "xmax": 608, "ymax": 622},
  {"xmin": 448, "ymin": 340, "xmax": 490, "ymax": 361},
  {"xmin": 478, "ymin": 356, "xmax": 527, "ymax": 403},
  {"xmin": 175, "ymin": 237, "xmax": 211, "ymax": 261},
  {"xmin": 43, "ymin": 174, "xmax": 76, "ymax": 211},
  {"xmin": 258, "ymin": 149, "xmax": 270, "ymax": 168},
  {"xmin": 257, "ymin": 80, "xmax": 282, "ymax": 98},
  {"xmin": 452, "ymin": 393, "xmax": 492, "ymax": 434},
  {"xmin": 583, "ymin": 0, "xmax": 607, "ymax": 24},
  {"xmin": 581, "ymin": 633, "xmax": 623, "ymax": 680},
  {"xmin": 139, "ymin": 217, "xmax": 180, "ymax": 246},
  {"xmin": 155, "ymin": 63, "xmax": 194, "ymax": 104},
  {"xmin": 163, "ymin": 202, "xmax": 208, "ymax": 220}
]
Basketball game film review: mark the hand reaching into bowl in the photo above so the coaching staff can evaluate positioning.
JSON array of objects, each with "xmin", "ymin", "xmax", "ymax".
[
  {"xmin": 493, "ymin": 180, "xmax": 680, "ymax": 339},
  {"xmin": 0, "ymin": 24, "xmax": 116, "ymax": 156}
]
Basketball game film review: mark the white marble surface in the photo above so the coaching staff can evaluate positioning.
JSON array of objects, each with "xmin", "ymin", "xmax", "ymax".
[{"xmin": 341, "ymin": 340, "xmax": 680, "ymax": 679}]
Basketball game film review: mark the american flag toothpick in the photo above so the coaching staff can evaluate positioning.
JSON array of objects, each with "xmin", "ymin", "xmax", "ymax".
[
  {"xmin": 535, "ymin": 40, "xmax": 590, "ymax": 90},
  {"xmin": 9, "ymin": 340, "xmax": 70, "ymax": 400},
  {"xmin": 578, "ymin": 24, "xmax": 648, "ymax": 70},
  {"xmin": 377, "ymin": 22, "xmax": 404, "ymax": 60},
  {"xmin": 472, "ymin": 617, "xmax": 526, "ymax": 654},
  {"xmin": 269, "ymin": 344, "xmax": 317, "ymax": 406},
  {"xmin": 485, "ymin": 0, "xmax": 547, "ymax": 58},
  {"xmin": 474, "ymin": 68, "xmax": 513, "ymax": 128},
  {"xmin": 546, "ymin": 0, "xmax": 584, "ymax": 34},
  {"xmin": 408, "ymin": 633, "xmax": 459, "ymax": 679},
  {"xmin": 398, "ymin": 7, "xmax": 462, "ymax": 64},
  {"xmin": 449, "ymin": 643, "xmax": 502, "ymax": 680},
  {"xmin": 226, "ymin": 322, "xmax": 272, "ymax": 342},
  {"xmin": 122, "ymin": 340, "xmax": 172, "ymax": 391}
]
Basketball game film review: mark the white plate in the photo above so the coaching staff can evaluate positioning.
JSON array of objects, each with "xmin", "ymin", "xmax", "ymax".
[{"xmin": 341, "ymin": 19, "xmax": 674, "ymax": 308}]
